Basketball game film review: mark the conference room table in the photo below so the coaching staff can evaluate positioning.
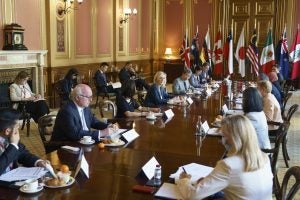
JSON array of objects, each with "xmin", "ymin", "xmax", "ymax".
[{"xmin": 0, "ymin": 87, "xmax": 229, "ymax": 200}]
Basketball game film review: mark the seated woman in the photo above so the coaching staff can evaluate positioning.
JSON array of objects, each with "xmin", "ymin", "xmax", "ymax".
[
  {"xmin": 60, "ymin": 68, "xmax": 79, "ymax": 101},
  {"xmin": 177, "ymin": 115, "xmax": 273, "ymax": 200},
  {"xmin": 144, "ymin": 71, "xmax": 173, "ymax": 107},
  {"xmin": 116, "ymin": 80, "xmax": 160, "ymax": 118},
  {"xmin": 257, "ymin": 80, "xmax": 283, "ymax": 130},
  {"xmin": 10, "ymin": 71, "xmax": 49, "ymax": 123},
  {"xmin": 242, "ymin": 87, "xmax": 271, "ymax": 149}
]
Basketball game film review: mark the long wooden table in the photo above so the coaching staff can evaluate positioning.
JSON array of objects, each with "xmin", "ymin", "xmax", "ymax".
[{"xmin": 0, "ymin": 89, "xmax": 227, "ymax": 199}]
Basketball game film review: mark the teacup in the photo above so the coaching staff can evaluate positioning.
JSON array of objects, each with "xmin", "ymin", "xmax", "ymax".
[
  {"xmin": 57, "ymin": 171, "xmax": 71, "ymax": 183},
  {"xmin": 82, "ymin": 136, "xmax": 92, "ymax": 143},
  {"xmin": 147, "ymin": 112, "xmax": 155, "ymax": 119},
  {"xmin": 23, "ymin": 179, "xmax": 39, "ymax": 191}
]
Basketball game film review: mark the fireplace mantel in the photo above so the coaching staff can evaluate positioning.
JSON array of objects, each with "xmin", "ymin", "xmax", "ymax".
[{"xmin": 0, "ymin": 50, "xmax": 48, "ymax": 97}]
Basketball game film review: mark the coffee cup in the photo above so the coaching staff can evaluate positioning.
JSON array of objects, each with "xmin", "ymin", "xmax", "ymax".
[
  {"xmin": 82, "ymin": 136, "xmax": 92, "ymax": 143},
  {"xmin": 23, "ymin": 179, "xmax": 39, "ymax": 191},
  {"xmin": 147, "ymin": 112, "xmax": 155, "ymax": 119},
  {"xmin": 57, "ymin": 171, "xmax": 71, "ymax": 183}
]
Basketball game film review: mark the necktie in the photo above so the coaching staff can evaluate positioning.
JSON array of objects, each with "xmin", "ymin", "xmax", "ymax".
[
  {"xmin": 81, "ymin": 109, "xmax": 89, "ymax": 131},
  {"xmin": 184, "ymin": 81, "xmax": 187, "ymax": 91}
]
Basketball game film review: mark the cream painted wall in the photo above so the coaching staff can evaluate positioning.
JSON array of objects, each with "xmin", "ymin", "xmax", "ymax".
[
  {"xmin": 0, "ymin": 1, "xmax": 3, "ymax": 49},
  {"xmin": 97, "ymin": 0, "xmax": 112, "ymax": 55}
]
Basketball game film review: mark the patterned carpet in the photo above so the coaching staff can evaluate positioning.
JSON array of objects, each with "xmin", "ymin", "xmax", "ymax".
[{"xmin": 20, "ymin": 91, "xmax": 300, "ymax": 199}]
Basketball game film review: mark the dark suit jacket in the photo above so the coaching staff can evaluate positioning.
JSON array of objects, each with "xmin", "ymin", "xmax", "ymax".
[
  {"xmin": 118, "ymin": 67, "xmax": 131, "ymax": 83},
  {"xmin": 0, "ymin": 143, "xmax": 39, "ymax": 175},
  {"xmin": 144, "ymin": 84, "xmax": 171, "ymax": 107},
  {"xmin": 94, "ymin": 70, "xmax": 109, "ymax": 93},
  {"xmin": 51, "ymin": 101, "xmax": 108, "ymax": 142}
]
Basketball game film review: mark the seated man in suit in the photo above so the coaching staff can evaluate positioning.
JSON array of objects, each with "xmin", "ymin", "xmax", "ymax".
[
  {"xmin": 94, "ymin": 62, "xmax": 118, "ymax": 94},
  {"xmin": 199, "ymin": 62, "xmax": 211, "ymax": 84},
  {"xmin": 118, "ymin": 62, "xmax": 150, "ymax": 91},
  {"xmin": 0, "ymin": 108, "xmax": 49, "ymax": 175},
  {"xmin": 173, "ymin": 68, "xmax": 194, "ymax": 95},
  {"xmin": 144, "ymin": 71, "xmax": 173, "ymax": 107},
  {"xmin": 51, "ymin": 84, "xmax": 118, "ymax": 143},
  {"xmin": 189, "ymin": 65, "xmax": 203, "ymax": 88}
]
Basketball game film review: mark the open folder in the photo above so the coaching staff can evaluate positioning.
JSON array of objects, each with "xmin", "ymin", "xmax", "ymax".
[{"xmin": 155, "ymin": 182, "xmax": 183, "ymax": 199}]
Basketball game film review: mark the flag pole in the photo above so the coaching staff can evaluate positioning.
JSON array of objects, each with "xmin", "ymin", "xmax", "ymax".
[{"xmin": 197, "ymin": 25, "xmax": 198, "ymax": 33}]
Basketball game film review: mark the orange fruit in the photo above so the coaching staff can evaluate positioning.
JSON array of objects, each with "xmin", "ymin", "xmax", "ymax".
[
  {"xmin": 98, "ymin": 142, "xmax": 105, "ymax": 149},
  {"xmin": 60, "ymin": 164, "xmax": 69, "ymax": 173}
]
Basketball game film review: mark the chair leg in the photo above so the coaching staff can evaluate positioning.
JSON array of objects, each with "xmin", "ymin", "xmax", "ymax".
[
  {"xmin": 26, "ymin": 118, "xmax": 30, "ymax": 137},
  {"xmin": 282, "ymin": 137, "xmax": 290, "ymax": 168},
  {"xmin": 21, "ymin": 118, "xmax": 26, "ymax": 130}
]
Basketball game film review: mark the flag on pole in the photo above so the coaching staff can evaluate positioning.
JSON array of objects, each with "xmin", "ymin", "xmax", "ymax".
[
  {"xmin": 260, "ymin": 29, "xmax": 275, "ymax": 74},
  {"xmin": 213, "ymin": 27, "xmax": 223, "ymax": 76},
  {"xmin": 180, "ymin": 35, "xmax": 191, "ymax": 69},
  {"xmin": 289, "ymin": 27, "xmax": 300, "ymax": 79},
  {"xmin": 246, "ymin": 29, "xmax": 259, "ymax": 76},
  {"xmin": 235, "ymin": 27, "xmax": 246, "ymax": 77},
  {"xmin": 223, "ymin": 29, "xmax": 233, "ymax": 75},
  {"xmin": 275, "ymin": 27, "xmax": 290, "ymax": 79},
  {"xmin": 191, "ymin": 26, "xmax": 200, "ymax": 67},
  {"xmin": 200, "ymin": 27, "xmax": 211, "ymax": 65}
]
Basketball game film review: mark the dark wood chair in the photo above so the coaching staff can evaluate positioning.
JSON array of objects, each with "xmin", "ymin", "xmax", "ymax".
[
  {"xmin": 99, "ymin": 100, "xmax": 117, "ymax": 119},
  {"xmin": 281, "ymin": 92, "xmax": 293, "ymax": 117},
  {"xmin": 38, "ymin": 115, "xmax": 58, "ymax": 154},
  {"xmin": 278, "ymin": 166, "xmax": 300, "ymax": 200},
  {"xmin": 268, "ymin": 104, "xmax": 299, "ymax": 168},
  {"xmin": 262, "ymin": 122, "xmax": 289, "ymax": 198}
]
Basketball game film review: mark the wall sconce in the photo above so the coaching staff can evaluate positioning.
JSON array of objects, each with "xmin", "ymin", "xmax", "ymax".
[
  {"xmin": 57, "ymin": 0, "xmax": 83, "ymax": 16},
  {"xmin": 119, "ymin": 8, "xmax": 137, "ymax": 25},
  {"xmin": 165, "ymin": 48, "xmax": 173, "ymax": 63}
]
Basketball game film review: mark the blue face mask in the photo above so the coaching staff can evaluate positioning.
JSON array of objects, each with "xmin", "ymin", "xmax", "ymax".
[{"xmin": 221, "ymin": 137, "xmax": 231, "ymax": 151}]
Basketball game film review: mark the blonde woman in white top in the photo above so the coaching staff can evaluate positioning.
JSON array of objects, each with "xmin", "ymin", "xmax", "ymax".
[
  {"xmin": 10, "ymin": 71, "xmax": 49, "ymax": 123},
  {"xmin": 177, "ymin": 115, "xmax": 273, "ymax": 200},
  {"xmin": 257, "ymin": 80, "xmax": 283, "ymax": 130}
]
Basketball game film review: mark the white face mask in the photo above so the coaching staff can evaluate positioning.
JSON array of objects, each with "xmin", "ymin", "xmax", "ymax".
[{"xmin": 221, "ymin": 137, "xmax": 231, "ymax": 151}]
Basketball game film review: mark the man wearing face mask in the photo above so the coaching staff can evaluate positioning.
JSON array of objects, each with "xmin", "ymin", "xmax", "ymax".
[{"xmin": 0, "ymin": 108, "xmax": 49, "ymax": 175}]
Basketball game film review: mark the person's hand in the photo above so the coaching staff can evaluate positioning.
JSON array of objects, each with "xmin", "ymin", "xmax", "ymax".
[
  {"xmin": 108, "ymin": 123, "xmax": 119, "ymax": 132},
  {"xmin": 36, "ymin": 160, "xmax": 50, "ymax": 168},
  {"xmin": 9, "ymin": 128, "xmax": 20, "ymax": 145},
  {"xmin": 27, "ymin": 96, "xmax": 36, "ymax": 101},
  {"xmin": 179, "ymin": 172, "xmax": 191, "ymax": 179},
  {"xmin": 152, "ymin": 108, "xmax": 161, "ymax": 113},
  {"xmin": 35, "ymin": 94, "xmax": 41, "ymax": 100}
]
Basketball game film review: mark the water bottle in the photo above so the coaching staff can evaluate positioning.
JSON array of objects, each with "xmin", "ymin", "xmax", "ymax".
[
  {"xmin": 154, "ymin": 164, "xmax": 162, "ymax": 186},
  {"xmin": 196, "ymin": 116, "xmax": 204, "ymax": 136}
]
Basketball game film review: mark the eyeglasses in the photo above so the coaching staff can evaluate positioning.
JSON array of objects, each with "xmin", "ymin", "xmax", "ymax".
[{"xmin": 79, "ymin": 95, "xmax": 93, "ymax": 100}]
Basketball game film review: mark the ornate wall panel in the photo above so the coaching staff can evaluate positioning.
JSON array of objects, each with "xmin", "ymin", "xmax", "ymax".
[
  {"xmin": 97, "ymin": 0, "xmax": 112, "ymax": 55},
  {"xmin": 128, "ymin": 0, "xmax": 139, "ymax": 54}
]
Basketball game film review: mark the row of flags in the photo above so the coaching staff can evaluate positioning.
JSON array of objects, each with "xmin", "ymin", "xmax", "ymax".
[{"xmin": 179, "ymin": 26, "xmax": 300, "ymax": 80}]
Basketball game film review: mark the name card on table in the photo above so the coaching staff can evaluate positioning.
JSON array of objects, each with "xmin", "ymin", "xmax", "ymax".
[
  {"xmin": 202, "ymin": 121, "xmax": 210, "ymax": 134},
  {"xmin": 142, "ymin": 156, "xmax": 160, "ymax": 180},
  {"xmin": 186, "ymin": 97, "xmax": 193, "ymax": 105},
  {"xmin": 164, "ymin": 109, "xmax": 174, "ymax": 119},
  {"xmin": 80, "ymin": 154, "xmax": 89, "ymax": 178},
  {"xmin": 122, "ymin": 129, "xmax": 139, "ymax": 143}
]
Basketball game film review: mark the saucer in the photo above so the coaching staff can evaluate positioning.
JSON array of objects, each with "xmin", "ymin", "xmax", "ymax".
[
  {"xmin": 20, "ymin": 185, "xmax": 43, "ymax": 194},
  {"xmin": 79, "ymin": 139, "xmax": 95, "ymax": 145},
  {"xmin": 146, "ymin": 116, "xmax": 156, "ymax": 120}
]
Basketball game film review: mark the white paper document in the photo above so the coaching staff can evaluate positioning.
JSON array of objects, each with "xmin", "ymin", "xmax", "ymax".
[
  {"xmin": 141, "ymin": 156, "xmax": 159, "ymax": 180},
  {"xmin": 170, "ymin": 163, "xmax": 214, "ymax": 184},
  {"xmin": 122, "ymin": 129, "xmax": 139, "ymax": 143},
  {"xmin": 111, "ymin": 82, "xmax": 122, "ymax": 89},
  {"xmin": 155, "ymin": 182, "xmax": 183, "ymax": 199},
  {"xmin": 207, "ymin": 128, "xmax": 222, "ymax": 136},
  {"xmin": 186, "ymin": 97, "xmax": 193, "ymax": 105},
  {"xmin": 202, "ymin": 121, "xmax": 210, "ymax": 134},
  {"xmin": 0, "ymin": 167, "xmax": 47, "ymax": 182},
  {"xmin": 107, "ymin": 128, "xmax": 128, "ymax": 139},
  {"xmin": 164, "ymin": 109, "xmax": 174, "ymax": 119},
  {"xmin": 222, "ymin": 104, "xmax": 244, "ymax": 115}
]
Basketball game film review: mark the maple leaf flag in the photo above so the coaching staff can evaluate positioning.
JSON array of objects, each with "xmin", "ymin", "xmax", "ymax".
[{"xmin": 213, "ymin": 28, "xmax": 223, "ymax": 76}]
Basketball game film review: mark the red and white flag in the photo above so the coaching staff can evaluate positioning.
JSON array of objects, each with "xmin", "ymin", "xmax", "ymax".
[
  {"xmin": 213, "ymin": 28, "xmax": 223, "ymax": 76},
  {"xmin": 180, "ymin": 35, "xmax": 191, "ymax": 69},
  {"xmin": 235, "ymin": 27, "xmax": 245, "ymax": 77},
  {"xmin": 289, "ymin": 27, "xmax": 300, "ymax": 79},
  {"xmin": 246, "ymin": 29, "xmax": 259, "ymax": 76},
  {"xmin": 260, "ymin": 29, "xmax": 275, "ymax": 74}
]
